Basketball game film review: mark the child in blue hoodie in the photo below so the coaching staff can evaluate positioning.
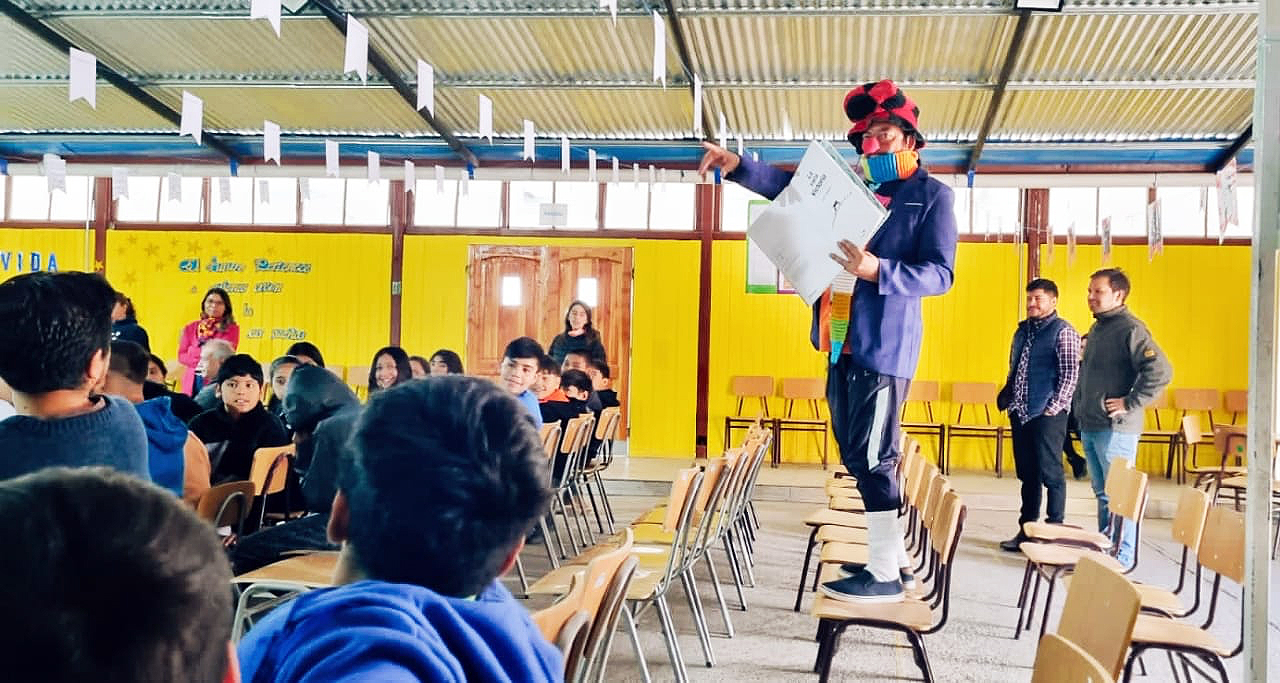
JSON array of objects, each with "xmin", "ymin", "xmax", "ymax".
[{"xmin": 238, "ymin": 375, "xmax": 562, "ymax": 683}]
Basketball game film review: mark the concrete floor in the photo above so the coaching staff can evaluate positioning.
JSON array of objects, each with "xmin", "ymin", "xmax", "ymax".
[{"xmin": 514, "ymin": 463, "xmax": 1280, "ymax": 682}]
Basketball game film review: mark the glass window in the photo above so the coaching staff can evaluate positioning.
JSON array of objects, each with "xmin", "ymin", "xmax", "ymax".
[
  {"xmin": 301, "ymin": 178, "xmax": 345, "ymax": 224},
  {"xmin": 951, "ymin": 186, "xmax": 972, "ymax": 233},
  {"xmin": 253, "ymin": 178, "xmax": 298, "ymax": 225},
  {"xmin": 48, "ymin": 176, "xmax": 91, "ymax": 222},
  {"xmin": 414, "ymin": 178, "xmax": 457, "ymax": 226},
  {"xmin": 1049, "ymin": 187, "xmax": 1098, "ymax": 237},
  {"xmin": 115, "ymin": 176, "xmax": 162, "ymax": 222},
  {"xmin": 211, "ymin": 177, "xmax": 254, "ymax": 224},
  {"xmin": 509, "ymin": 181, "xmax": 554, "ymax": 229},
  {"xmin": 1229, "ymin": 185, "xmax": 1255, "ymax": 238},
  {"xmin": 345, "ymin": 179, "xmax": 389, "ymax": 226},
  {"xmin": 158, "ymin": 176, "xmax": 203, "ymax": 222},
  {"xmin": 577, "ymin": 276, "xmax": 598, "ymax": 308},
  {"xmin": 558, "ymin": 182, "xmax": 600, "ymax": 230},
  {"xmin": 456, "ymin": 179, "xmax": 502, "ymax": 228},
  {"xmin": 604, "ymin": 182, "xmax": 649, "ymax": 230},
  {"xmin": 720, "ymin": 182, "xmax": 759, "ymax": 233},
  {"xmin": 649, "ymin": 182, "xmax": 695, "ymax": 231},
  {"xmin": 9, "ymin": 176, "xmax": 51, "ymax": 220},
  {"xmin": 972, "ymin": 187, "xmax": 1020, "ymax": 235},
  {"xmin": 501, "ymin": 275, "xmax": 522, "ymax": 307},
  {"xmin": 1098, "ymin": 187, "xmax": 1147, "ymax": 237},
  {"xmin": 1156, "ymin": 186, "xmax": 1205, "ymax": 238}
]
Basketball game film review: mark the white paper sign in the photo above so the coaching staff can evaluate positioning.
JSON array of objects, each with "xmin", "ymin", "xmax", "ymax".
[
  {"xmin": 652, "ymin": 11, "xmax": 666, "ymax": 86},
  {"xmin": 522, "ymin": 120, "xmax": 536, "ymax": 161},
  {"xmin": 263, "ymin": 120, "xmax": 281, "ymax": 165},
  {"xmin": 344, "ymin": 14, "xmax": 368, "ymax": 83},
  {"xmin": 539, "ymin": 203, "xmax": 569, "ymax": 227},
  {"xmin": 600, "ymin": 0, "xmax": 616, "ymax": 23},
  {"xmin": 648, "ymin": 164, "xmax": 655, "ymax": 185},
  {"xmin": 478, "ymin": 95, "xmax": 493, "ymax": 143},
  {"xmin": 416, "ymin": 59, "xmax": 434, "ymax": 114},
  {"xmin": 325, "ymin": 140, "xmax": 339, "ymax": 177},
  {"xmin": 718, "ymin": 112, "xmax": 727, "ymax": 148},
  {"xmin": 747, "ymin": 140, "xmax": 890, "ymax": 306},
  {"xmin": 1216, "ymin": 158, "xmax": 1238, "ymax": 242},
  {"xmin": 459, "ymin": 168, "xmax": 469, "ymax": 196},
  {"xmin": 367, "ymin": 151, "xmax": 380, "ymax": 183},
  {"xmin": 299, "ymin": 177, "xmax": 310, "ymax": 200},
  {"xmin": 218, "ymin": 177, "xmax": 232, "ymax": 204},
  {"xmin": 612, "ymin": 157, "xmax": 620, "ymax": 183},
  {"xmin": 110, "ymin": 167, "xmax": 129, "ymax": 199},
  {"xmin": 1101, "ymin": 216, "xmax": 1113, "ymax": 261},
  {"xmin": 561, "ymin": 136, "xmax": 570, "ymax": 174},
  {"xmin": 403, "ymin": 160, "xmax": 415, "ymax": 192},
  {"xmin": 692, "ymin": 74, "xmax": 702, "ymax": 135},
  {"xmin": 434, "ymin": 164, "xmax": 445, "ymax": 193},
  {"xmin": 588, "ymin": 149, "xmax": 597, "ymax": 181},
  {"xmin": 167, "ymin": 172, "xmax": 182, "ymax": 202},
  {"xmin": 632, "ymin": 163, "xmax": 639, "ymax": 187},
  {"xmin": 250, "ymin": 0, "xmax": 281, "ymax": 36},
  {"xmin": 68, "ymin": 48, "xmax": 96, "ymax": 108},
  {"xmin": 43, "ymin": 154, "xmax": 66, "ymax": 193},
  {"xmin": 180, "ymin": 91, "xmax": 203, "ymax": 145},
  {"xmin": 258, "ymin": 179, "xmax": 270, "ymax": 204},
  {"xmin": 737, "ymin": 134, "xmax": 744, "ymax": 156},
  {"xmin": 1147, "ymin": 199, "xmax": 1163, "ymax": 259}
]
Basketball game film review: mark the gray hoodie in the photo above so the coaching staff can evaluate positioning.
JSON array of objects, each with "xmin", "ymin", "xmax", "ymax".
[{"xmin": 1072, "ymin": 305, "xmax": 1173, "ymax": 433}]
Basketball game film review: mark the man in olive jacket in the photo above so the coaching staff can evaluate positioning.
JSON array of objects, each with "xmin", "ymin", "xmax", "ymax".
[{"xmin": 1072, "ymin": 268, "xmax": 1172, "ymax": 567}]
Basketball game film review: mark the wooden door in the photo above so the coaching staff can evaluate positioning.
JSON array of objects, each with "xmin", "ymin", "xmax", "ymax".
[
  {"xmin": 545, "ymin": 247, "xmax": 633, "ymax": 437},
  {"xmin": 466, "ymin": 245, "xmax": 547, "ymax": 380}
]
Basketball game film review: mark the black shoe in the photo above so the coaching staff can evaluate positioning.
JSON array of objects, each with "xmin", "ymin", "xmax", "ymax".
[
  {"xmin": 836, "ymin": 563, "xmax": 917, "ymax": 590},
  {"xmin": 820, "ymin": 570, "xmax": 904, "ymax": 603},
  {"xmin": 1000, "ymin": 532, "xmax": 1029, "ymax": 552},
  {"xmin": 1068, "ymin": 457, "xmax": 1088, "ymax": 481}
]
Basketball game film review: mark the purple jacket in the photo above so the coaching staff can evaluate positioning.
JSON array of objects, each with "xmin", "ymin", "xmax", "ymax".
[{"xmin": 727, "ymin": 156, "xmax": 957, "ymax": 379}]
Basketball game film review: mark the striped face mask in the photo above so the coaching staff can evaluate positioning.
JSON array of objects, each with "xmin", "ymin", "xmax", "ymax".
[{"xmin": 858, "ymin": 150, "xmax": 919, "ymax": 189}]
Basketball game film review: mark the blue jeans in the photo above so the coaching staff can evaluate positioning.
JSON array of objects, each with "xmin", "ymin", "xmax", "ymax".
[{"xmin": 1080, "ymin": 431, "xmax": 1139, "ymax": 567}]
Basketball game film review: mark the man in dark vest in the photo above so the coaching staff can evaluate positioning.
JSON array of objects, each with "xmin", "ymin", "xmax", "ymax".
[{"xmin": 999, "ymin": 278, "xmax": 1081, "ymax": 552}]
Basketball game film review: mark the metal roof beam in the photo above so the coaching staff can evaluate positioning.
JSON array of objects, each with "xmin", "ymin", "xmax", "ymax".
[
  {"xmin": 310, "ymin": 0, "xmax": 477, "ymax": 167},
  {"xmin": 1208, "ymin": 122, "xmax": 1253, "ymax": 171},
  {"xmin": 661, "ymin": 0, "xmax": 714, "ymax": 140},
  {"xmin": 968, "ymin": 9, "xmax": 1033, "ymax": 173},
  {"xmin": 0, "ymin": 0, "xmax": 240, "ymax": 162}
]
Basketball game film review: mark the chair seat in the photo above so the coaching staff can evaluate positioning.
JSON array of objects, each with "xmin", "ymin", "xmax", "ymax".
[
  {"xmin": 777, "ymin": 418, "xmax": 827, "ymax": 428},
  {"xmin": 817, "ymin": 525, "xmax": 868, "ymax": 545},
  {"xmin": 1131, "ymin": 614, "xmax": 1232, "ymax": 656},
  {"xmin": 825, "ymin": 480, "xmax": 860, "ymax": 496},
  {"xmin": 818, "ymin": 541, "xmax": 869, "ymax": 566},
  {"xmin": 1218, "ymin": 475, "xmax": 1280, "ymax": 491},
  {"xmin": 811, "ymin": 594, "xmax": 934, "ymax": 631},
  {"xmin": 829, "ymin": 496, "xmax": 866, "ymax": 512},
  {"xmin": 1022, "ymin": 522, "xmax": 1112, "ymax": 550},
  {"xmin": 817, "ymin": 563, "xmax": 925, "ymax": 599},
  {"xmin": 231, "ymin": 551, "xmax": 339, "ymax": 587},
  {"xmin": 626, "ymin": 567, "xmax": 665, "ymax": 601},
  {"xmin": 1061, "ymin": 576, "xmax": 1184, "ymax": 615},
  {"xmin": 1020, "ymin": 543, "xmax": 1123, "ymax": 572},
  {"xmin": 804, "ymin": 508, "xmax": 866, "ymax": 529},
  {"xmin": 949, "ymin": 424, "xmax": 1003, "ymax": 434},
  {"xmin": 901, "ymin": 421, "xmax": 945, "ymax": 430}
]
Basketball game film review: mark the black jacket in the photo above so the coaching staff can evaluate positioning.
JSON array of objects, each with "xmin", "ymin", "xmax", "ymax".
[
  {"xmin": 189, "ymin": 402, "xmax": 290, "ymax": 484},
  {"xmin": 111, "ymin": 317, "xmax": 151, "ymax": 351},
  {"xmin": 283, "ymin": 365, "xmax": 362, "ymax": 513},
  {"xmin": 142, "ymin": 381, "xmax": 204, "ymax": 423}
]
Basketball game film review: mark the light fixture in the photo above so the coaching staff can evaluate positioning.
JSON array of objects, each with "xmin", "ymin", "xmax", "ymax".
[
  {"xmin": 282, "ymin": 0, "xmax": 312, "ymax": 14},
  {"xmin": 1014, "ymin": 0, "xmax": 1066, "ymax": 11}
]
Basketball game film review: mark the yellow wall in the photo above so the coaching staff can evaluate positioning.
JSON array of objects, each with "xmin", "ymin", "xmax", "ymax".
[
  {"xmin": 104, "ymin": 230, "xmax": 391, "ymax": 371},
  {"xmin": 0, "ymin": 227, "xmax": 92, "ymax": 280}
]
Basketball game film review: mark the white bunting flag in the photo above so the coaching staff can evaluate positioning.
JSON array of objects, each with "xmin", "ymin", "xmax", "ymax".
[
  {"xmin": 416, "ymin": 59, "xmax": 434, "ymax": 115},
  {"xmin": 403, "ymin": 160, "xmax": 415, "ymax": 192},
  {"xmin": 612, "ymin": 157, "xmax": 619, "ymax": 183},
  {"xmin": 648, "ymin": 164, "xmax": 655, "ymax": 185},
  {"xmin": 478, "ymin": 95, "xmax": 493, "ymax": 143},
  {"xmin": 367, "ymin": 151, "xmax": 380, "ymax": 183},
  {"xmin": 180, "ymin": 91, "xmax": 203, "ymax": 145},
  {"xmin": 588, "ymin": 149, "xmax": 597, "ymax": 181},
  {"xmin": 652, "ymin": 11, "xmax": 666, "ymax": 86},
  {"xmin": 718, "ymin": 112, "xmax": 727, "ymax": 148},
  {"xmin": 660, "ymin": 167, "xmax": 668, "ymax": 191},
  {"xmin": 632, "ymin": 163, "xmax": 639, "ymax": 188},
  {"xmin": 692, "ymin": 74, "xmax": 702, "ymax": 136},
  {"xmin": 68, "ymin": 48, "xmax": 97, "ymax": 108},
  {"xmin": 522, "ymin": 120, "xmax": 536, "ymax": 161},
  {"xmin": 111, "ymin": 167, "xmax": 129, "ymax": 200},
  {"xmin": 459, "ymin": 168, "xmax": 469, "ymax": 196},
  {"xmin": 344, "ymin": 14, "xmax": 368, "ymax": 83},
  {"xmin": 43, "ymin": 154, "xmax": 66, "ymax": 193},
  {"xmin": 299, "ymin": 177, "xmax": 311, "ymax": 200},
  {"xmin": 258, "ymin": 179, "xmax": 270, "ymax": 204},
  {"xmin": 752, "ymin": 151, "xmax": 759, "ymax": 162},
  {"xmin": 736, "ymin": 134, "xmax": 744, "ymax": 156},
  {"xmin": 600, "ymin": 0, "xmax": 616, "ymax": 23},
  {"xmin": 167, "ymin": 172, "xmax": 182, "ymax": 202},
  {"xmin": 434, "ymin": 164, "xmax": 445, "ymax": 193},
  {"xmin": 781, "ymin": 111, "xmax": 793, "ymax": 140},
  {"xmin": 250, "ymin": 0, "xmax": 281, "ymax": 36},
  {"xmin": 263, "ymin": 120, "xmax": 281, "ymax": 165},
  {"xmin": 561, "ymin": 136, "xmax": 570, "ymax": 174},
  {"xmin": 218, "ymin": 177, "xmax": 232, "ymax": 204},
  {"xmin": 1101, "ymin": 216, "xmax": 1113, "ymax": 262},
  {"xmin": 325, "ymin": 140, "xmax": 339, "ymax": 177},
  {"xmin": 1147, "ymin": 199, "xmax": 1163, "ymax": 260}
]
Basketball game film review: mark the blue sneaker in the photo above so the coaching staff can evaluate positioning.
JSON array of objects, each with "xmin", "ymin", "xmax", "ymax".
[
  {"xmin": 837, "ymin": 563, "xmax": 916, "ymax": 590},
  {"xmin": 820, "ymin": 569, "xmax": 904, "ymax": 603}
]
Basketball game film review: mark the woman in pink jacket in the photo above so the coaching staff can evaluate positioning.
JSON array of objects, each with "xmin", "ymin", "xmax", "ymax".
[{"xmin": 178, "ymin": 287, "xmax": 240, "ymax": 395}]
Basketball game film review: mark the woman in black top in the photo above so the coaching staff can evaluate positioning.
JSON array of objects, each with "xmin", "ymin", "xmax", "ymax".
[
  {"xmin": 367, "ymin": 346, "xmax": 413, "ymax": 395},
  {"xmin": 547, "ymin": 300, "xmax": 607, "ymax": 366}
]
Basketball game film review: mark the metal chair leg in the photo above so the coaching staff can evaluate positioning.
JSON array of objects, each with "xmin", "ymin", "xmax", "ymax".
[
  {"xmin": 622, "ymin": 604, "xmax": 652, "ymax": 683},
  {"xmin": 722, "ymin": 536, "xmax": 747, "ymax": 610},
  {"xmin": 704, "ymin": 554, "xmax": 735, "ymax": 637},
  {"xmin": 655, "ymin": 595, "xmax": 690, "ymax": 683},
  {"xmin": 680, "ymin": 569, "xmax": 716, "ymax": 667},
  {"xmin": 795, "ymin": 527, "xmax": 819, "ymax": 612}
]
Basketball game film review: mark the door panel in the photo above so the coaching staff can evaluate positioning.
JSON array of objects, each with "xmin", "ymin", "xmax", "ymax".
[{"xmin": 467, "ymin": 245, "xmax": 545, "ymax": 380}]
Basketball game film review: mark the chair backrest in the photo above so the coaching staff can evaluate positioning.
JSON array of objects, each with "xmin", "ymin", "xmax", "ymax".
[
  {"xmin": 1100, "ymin": 457, "xmax": 1132, "ymax": 503},
  {"xmin": 541, "ymin": 422, "xmax": 562, "ymax": 460},
  {"xmin": 595, "ymin": 406, "xmax": 621, "ymax": 440},
  {"xmin": 249, "ymin": 444, "xmax": 295, "ymax": 496},
  {"xmin": 661, "ymin": 467, "xmax": 701, "ymax": 532},
  {"xmin": 326, "ymin": 365, "xmax": 345, "ymax": 380},
  {"xmin": 346, "ymin": 365, "xmax": 370, "ymax": 389},
  {"xmin": 1173, "ymin": 388, "xmax": 1220, "ymax": 413},
  {"xmin": 1055, "ymin": 556, "xmax": 1142, "ymax": 679},
  {"xmin": 1223, "ymin": 389, "xmax": 1248, "ymax": 417},
  {"xmin": 920, "ymin": 471, "xmax": 952, "ymax": 531},
  {"xmin": 579, "ymin": 555, "xmax": 639, "ymax": 683},
  {"xmin": 1198, "ymin": 505, "xmax": 1245, "ymax": 584},
  {"xmin": 951, "ymin": 382, "xmax": 997, "ymax": 405},
  {"xmin": 1148, "ymin": 390, "xmax": 1170, "ymax": 410},
  {"xmin": 929, "ymin": 490, "xmax": 966, "ymax": 562},
  {"xmin": 532, "ymin": 569, "xmax": 587, "ymax": 642},
  {"xmin": 1107, "ymin": 463, "xmax": 1148, "ymax": 524},
  {"xmin": 1170, "ymin": 487, "xmax": 1212, "ymax": 554},
  {"xmin": 1031, "ymin": 633, "xmax": 1115, "ymax": 683},
  {"xmin": 580, "ymin": 528, "xmax": 634, "ymax": 621},
  {"xmin": 730, "ymin": 375, "xmax": 773, "ymax": 399},
  {"xmin": 907, "ymin": 380, "xmax": 941, "ymax": 402},
  {"xmin": 1181, "ymin": 413, "xmax": 1204, "ymax": 445},
  {"xmin": 694, "ymin": 456, "xmax": 729, "ymax": 513},
  {"xmin": 780, "ymin": 377, "xmax": 824, "ymax": 401},
  {"xmin": 196, "ymin": 480, "xmax": 255, "ymax": 529},
  {"xmin": 560, "ymin": 416, "xmax": 587, "ymax": 456}
]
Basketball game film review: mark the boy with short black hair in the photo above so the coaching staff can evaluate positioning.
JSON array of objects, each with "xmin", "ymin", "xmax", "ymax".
[
  {"xmin": 561, "ymin": 351, "xmax": 602, "ymax": 413},
  {"xmin": 238, "ymin": 377, "xmax": 561, "ymax": 681},
  {"xmin": 534, "ymin": 355, "xmax": 568, "ymax": 404},
  {"xmin": 0, "ymin": 467, "xmax": 237, "ymax": 682},
  {"xmin": 0, "ymin": 271, "xmax": 149, "ymax": 481},
  {"xmin": 189, "ymin": 353, "xmax": 290, "ymax": 483},
  {"xmin": 541, "ymin": 368, "xmax": 591, "ymax": 428},
  {"xmin": 499, "ymin": 336, "xmax": 544, "ymax": 429},
  {"xmin": 587, "ymin": 358, "xmax": 620, "ymax": 410}
]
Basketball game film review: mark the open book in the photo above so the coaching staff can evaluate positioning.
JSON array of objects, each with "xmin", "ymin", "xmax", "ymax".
[{"xmin": 746, "ymin": 140, "xmax": 889, "ymax": 305}]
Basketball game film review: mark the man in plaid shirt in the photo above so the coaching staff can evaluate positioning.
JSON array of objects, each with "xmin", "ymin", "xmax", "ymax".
[{"xmin": 998, "ymin": 278, "xmax": 1081, "ymax": 552}]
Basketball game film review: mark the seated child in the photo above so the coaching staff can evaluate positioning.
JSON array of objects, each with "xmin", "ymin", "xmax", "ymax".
[
  {"xmin": 500, "ymin": 337, "xmax": 544, "ymax": 429},
  {"xmin": 238, "ymin": 377, "xmax": 561, "ymax": 682},
  {"xmin": 561, "ymin": 350, "xmax": 603, "ymax": 413},
  {"xmin": 587, "ymin": 358, "xmax": 620, "ymax": 409},
  {"xmin": 534, "ymin": 355, "xmax": 568, "ymax": 405},
  {"xmin": 189, "ymin": 353, "xmax": 290, "ymax": 484},
  {"xmin": 0, "ymin": 271, "xmax": 148, "ymax": 481}
]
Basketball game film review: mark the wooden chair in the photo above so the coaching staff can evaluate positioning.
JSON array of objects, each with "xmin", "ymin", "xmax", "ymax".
[
  {"xmin": 1055, "ymin": 556, "xmax": 1142, "ymax": 680},
  {"xmin": 724, "ymin": 375, "xmax": 775, "ymax": 459},
  {"xmin": 1121, "ymin": 506, "xmax": 1245, "ymax": 683},
  {"xmin": 249, "ymin": 444, "xmax": 297, "ymax": 530},
  {"xmin": 531, "ymin": 570, "xmax": 590, "ymax": 677},
  {"xmin": 165, "ymin": 360, "xmax": 185, "ymax": 391},
  {"xmin": 230, "ymin": 551, "xmax": 339, "ymax": 641},
  {"xmin": 1180, "ymin": 415, "xmax": 1245, "ymax": 490},
  {"xmin": 346, "ymin": 364, "xmax": 370, "ymax": 400},
  {"xmin": 196, "ymin": 480, "xmax": 255, "ymax": 540},
  {"xmin": 945, "ymin": 382, "xmax": 1006, "ymax": 476},
  {"xmin": 811, "ymin": 490, "xmax": 967, "ymax": 683},
  {"xmin": 774, "ymin": 377, "xmax": 829, "ymax": 468},
  {"xmin": 1138, "ymin": 391, "xmax": 1180, "ymax": 480},
  {"xmin": 1223, "ymin": 389, "xmax": 1248, "ymax": 424},
  {"xmin": 581, "ymin": 406, "xmax": 622, "ymax": 533},
  {"xmin": 1032, "ymin": 633, "xmax": 1115, "ymax": 683},
  {"xmin": 900, "ymin": 380, "xmax": 948, "ymax": 473},
  {"xmin": 325, "ymin": 365, "xmax": 345, "ymax": 381},
  {"xmin": 578, "ymin": 555, "xmax": 640, "ymax": 683},
  {"xmin": 1126, "ymin": 487, "xmax": 1212, "ymax": 619}
]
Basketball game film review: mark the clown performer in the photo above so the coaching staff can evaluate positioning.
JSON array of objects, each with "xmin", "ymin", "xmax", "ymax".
[{"xmin": 699, "ymin": 80, "xmax": 958, "ymax": 603}]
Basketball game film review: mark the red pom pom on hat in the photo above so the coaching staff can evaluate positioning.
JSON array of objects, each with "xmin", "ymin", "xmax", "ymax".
[{"xmin": 842, "ymin": 79, "xmax": 925, "ymax": 150}]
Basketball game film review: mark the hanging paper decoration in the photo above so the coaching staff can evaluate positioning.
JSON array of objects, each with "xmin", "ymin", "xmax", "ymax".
[
  {"xmin": 325, "ymin": 140, "xmax": 339, "ymax": 177},
  {"xmin": 299, "ymin": 177, "xmax": 311, "ymax": 200},
  {"xmin": 692, "ymin": 74, "xmax": 702, "ymax": 136},
  {"xmin": 1215, "ymin": 158, "xmax": 1238, "ymax": 244},
  {"xmin": 652, "ymin": 11, "xmax": 666, "ymax": 87},
  {"xmin": 258, "ymin": 179, "xmax": 271, "ymax": 204},
  {"xmin": 180, "ymin": 91, "xmax": 203, "ymax": 145},
  {"xmin": 561, "ymin": 136, "xmax": 570, "ymax": 174},
  {"xmin": 588, "ymin": 149, "xmax": 597, "ymax": 181},
  {"xmin": 648, "ymin": 164, "xmax": 656, "ymax": 185},
  {"xmin": 416, "ymin": 59, "xmax": 434, "ymax": 115},
  {"xmin": 632, "ymin": 163, "xmax": 639, "ymax": 187},
  {"xmin": 659, "ymin": 167, "xmax": 667, "ymax": 191},
  {"xmin": 404, "ymin": 160, "xmax": 415, "ymax": 193},
  {"xmin": 218, "ymin": 177, "xmax": 232, "ymax": 204},
  {"xmin": 250, "ymin": 0, "xmax": 281, "ymax": 36},
  {"xmin": 68, "ymin": 48, "xmax": 96, "ymax": 108},
  {"xmin": 718, "ymin": 111, "xmax": 727, "ymax": 149},
  {"xmin": 522, "ymin": 120, "xmax": 536, "ymax": 161},
  {"xmin": 42, "ymin": 154, "xmax": 66, "ymax": 193},
  {"xmin": 1067, "ymin": 220, "xmax": 1077, "ymax": 265},
  {"xmin": 612, "ymin": 157, "xmax": 619, "ymax": 183},
  {"xmin": 167, "ymin": 172, "xmax": 182, "ymax": 202},
  {"xmin": 367, "ymin": 151, "xmax": 381, "ymax": 183},
  {"xmin": 344, "ymin": 14, "xmax": 369, "ymax": 83},
  {"xmin": 459, "ymin": 168, "xmax": 469, "ymax": 196},
  {"xmin": 478, "ymin": 95, "xmax": 493, "ymax": 143},
  {"xmin": 829, "ymin": 272, "xmax": 857, "ymax": 363},
  {"xmin": 781, "ymin": 111, "xmax": 793, "ymax": 140},
  {"xmin": 110, "ymin": 167, "xmax": 129, "ymax": 200},
  {"xmin": 1100, "ymin": 216, "xmax": 1112, "ymax": 262},
  {"xmin": 600, "ymin": 0, "xmax": 616, "ymax": 23},
  {"xmin": 263, "ymin": 120, "xmax": 281, "ymax": 165},
  {"xmin": 1045, "ymin": 222, "xmax": 1055, "ymax": 263},
  {"xmin": 435, "ymin": 164, "xmax": 445, "ymax": 193},
  {"xmin": 737, "ymin": 134, "xmax": 744, "ymax": 156},
  {"xmin": 1147, "ymin": 198, "xmax": 1163, "ymax": 260}
]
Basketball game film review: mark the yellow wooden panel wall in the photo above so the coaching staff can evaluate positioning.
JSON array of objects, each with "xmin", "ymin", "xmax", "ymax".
[
  {"xmin": 0, "ymin": 226, "xmax": 92, "ymax": 281},
  {"xmin": 104, "ymin": 230, "xmax": 390, "ymax": 372}
]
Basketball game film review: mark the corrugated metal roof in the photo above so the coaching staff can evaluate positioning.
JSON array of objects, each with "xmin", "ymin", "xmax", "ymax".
[
  {"xmin": 0, "ymin": 84, "xmax": 174, "ymax": 132},
  {"xmin": 996, "ymin": 87, "xmax": 1253, "ymax": 141},
  {"xmin": 0, "ymin": 16, "xmax": 69, "ymax": 76},
  {"xmin": 433, "ymin": 86, "xmax": 692, "ymax": 139},
  {"xmin": 145, "ymin": 85, "xmax": 434, "ymax": 134}
]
